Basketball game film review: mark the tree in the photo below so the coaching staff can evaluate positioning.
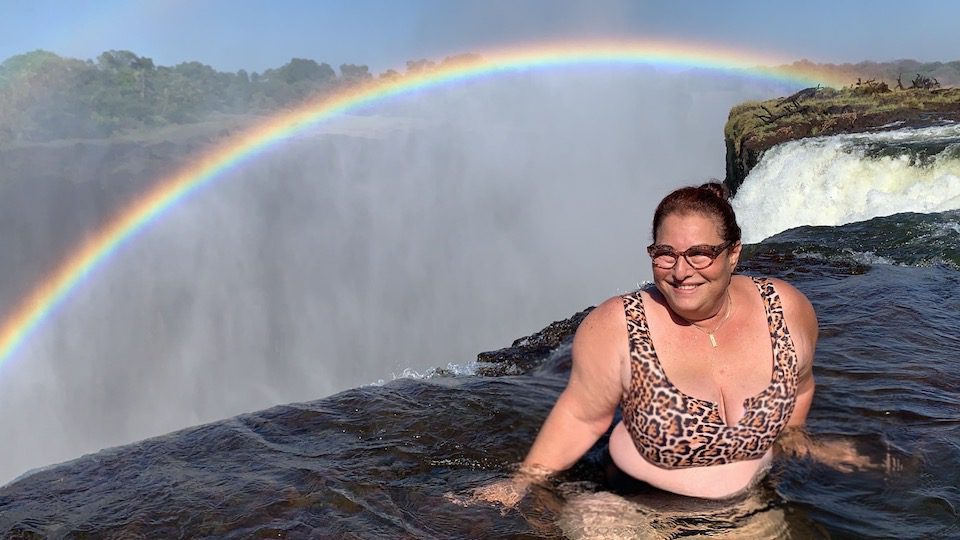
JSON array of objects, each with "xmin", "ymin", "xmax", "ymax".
[
  {"xmin": 339, "ymin": 64, "xmax": 371, "ymax": 85},
  {"xmin": 273, "ymin": 58, "xmax": 335, "ymax": 84},
  {"xmin": 129, "ymin": 55, "xmax": 155, "ymax": 100},
  {"xmin": 379, "ymin": 69, "xmax": 401, "ymax": 81},
  {"xmin": 405, "ymin": 59, "xmax": 435, "ymax": 74},
  {"xmin": 0, "ymin": 50, "xmax": 103, "ymax": 141}
]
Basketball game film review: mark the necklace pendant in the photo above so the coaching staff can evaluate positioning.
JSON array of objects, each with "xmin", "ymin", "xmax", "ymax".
[{"xmin": 708, "ymin": 334, "xmax": 718, "ymax": 348}]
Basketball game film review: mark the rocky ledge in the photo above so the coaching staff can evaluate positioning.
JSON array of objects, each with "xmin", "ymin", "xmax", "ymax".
[{"xmin": 723, "ymin": 85, "xmax": 960, "ymax": 194}]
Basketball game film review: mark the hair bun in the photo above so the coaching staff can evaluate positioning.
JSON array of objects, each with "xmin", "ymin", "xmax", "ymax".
[
  {"xmin": 652, "ymin": 180, "xmax": 741, "ymax": 243},
  {"xmin": 698, "ymin": 181, "xmax": 729, "ymax": 201}
]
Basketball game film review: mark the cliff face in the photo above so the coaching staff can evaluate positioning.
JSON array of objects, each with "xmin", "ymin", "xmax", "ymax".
[
  {"xmin": 723, "ymin": 87, "xmax": 960, "ymax": 194},
  {"xmin": 0, "ymin": 123, "xmax": 243, "ymax": 322}
]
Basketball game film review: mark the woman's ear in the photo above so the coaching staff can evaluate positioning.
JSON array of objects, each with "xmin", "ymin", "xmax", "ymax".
[{"xmin": 728, "ymin": 242, "xmax": 742, "ymax": 271}]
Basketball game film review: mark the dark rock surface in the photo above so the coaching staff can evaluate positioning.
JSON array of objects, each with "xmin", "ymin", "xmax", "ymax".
[{"xmin": 475, "ymin": 307, "xmax": 592, "ymax": 376}]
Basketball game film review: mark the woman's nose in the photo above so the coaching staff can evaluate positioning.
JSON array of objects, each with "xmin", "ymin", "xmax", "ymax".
[{"xmin": 671, "ymin": 255, "xmax": 694, "ymax": 279}]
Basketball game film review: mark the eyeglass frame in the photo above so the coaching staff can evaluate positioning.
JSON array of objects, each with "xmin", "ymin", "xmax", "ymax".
[{"xmin": 646, "ymin": 240, "xmax": 737, "ymax": 270}]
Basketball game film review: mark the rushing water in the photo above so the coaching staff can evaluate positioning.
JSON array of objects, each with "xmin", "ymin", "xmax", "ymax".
[
  {"xmin": 2, "ymin": 134, "xmax": 960, "ymax": 536},
  {"xmin": 733, "ymin": 124, "xmax": 960, "ymax": 243}
]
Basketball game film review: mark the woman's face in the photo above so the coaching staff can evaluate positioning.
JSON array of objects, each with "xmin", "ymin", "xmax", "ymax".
[{"xmin": 652, "ymin": 211, "xmax": 740, "ymax": 320}]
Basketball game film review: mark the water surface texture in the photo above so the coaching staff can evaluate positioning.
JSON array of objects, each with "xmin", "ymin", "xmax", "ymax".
[
  {"xmin": 2, "ymin": 214, "xmax": 959, "ymax": 538},
  {"xmin": 1, "ymin": 73, "xmax": 959, "ymax": 537}
]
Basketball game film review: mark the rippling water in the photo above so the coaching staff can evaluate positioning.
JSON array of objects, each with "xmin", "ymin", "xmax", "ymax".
[{"xmin": 1, "ymin": 210, "xmax": 958, "ymax": 538}]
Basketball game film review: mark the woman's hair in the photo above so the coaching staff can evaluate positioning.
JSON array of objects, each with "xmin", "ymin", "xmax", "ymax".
[{"xmin": 651, "ymin": 182, "xmax": 742, "ymax": 243}]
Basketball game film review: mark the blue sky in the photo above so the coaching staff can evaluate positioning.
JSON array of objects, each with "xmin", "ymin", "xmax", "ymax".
[{"xmin": 2, "ymin": 0, "xmax": 959, "ymax": 74}]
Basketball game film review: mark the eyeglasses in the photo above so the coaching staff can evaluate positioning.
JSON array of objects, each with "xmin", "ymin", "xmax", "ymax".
[{"xmin": 646, "ymin": 240, "xmax": 736, "ymax": 270}]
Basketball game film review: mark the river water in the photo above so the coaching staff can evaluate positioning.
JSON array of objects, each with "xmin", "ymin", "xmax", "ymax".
[
  {"xmin": 1, "ymin": 80, "xmax": 958, "ymax": 538},
  {"xmin": 3, "ymin": 155, "xmax": 960, "ymax": 539}
]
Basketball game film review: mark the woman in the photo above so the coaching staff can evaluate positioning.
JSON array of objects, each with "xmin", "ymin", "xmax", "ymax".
[{"xmin": 474, "ymin": 182, "xmax": 833, "ymax": 506}]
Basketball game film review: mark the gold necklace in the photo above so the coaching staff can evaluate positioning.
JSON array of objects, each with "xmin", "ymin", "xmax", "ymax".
[{"xmin": 688, "ymin": 292, "xmax": 734, "ymax": 348}]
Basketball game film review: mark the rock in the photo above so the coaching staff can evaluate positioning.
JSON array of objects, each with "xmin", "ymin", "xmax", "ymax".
[
  {"xmin": 475, "ymin": 307, "xmax": 593, "ymax": 376},
  {"xmin": 723, "ymin": 87, "xmax": 960, "ymax": 195}
]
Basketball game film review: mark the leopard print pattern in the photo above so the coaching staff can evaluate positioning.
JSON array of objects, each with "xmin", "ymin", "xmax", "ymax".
[{"xmin": 619, "ymin": 277, "xmax": 799, "ymax": 469}]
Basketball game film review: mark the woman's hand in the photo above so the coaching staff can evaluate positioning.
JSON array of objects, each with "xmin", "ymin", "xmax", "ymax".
[
  {"xmin": 777, "ymin": 428, "xmax": 901, "ymax": 474},
  {"xmin": 467, "ymin": 475, "xmax": 532, "ymax": 508},
  {"xmin": 447, "ymin": 464, "xmax": 554, "ymax": 511},
  {"xmin": 804, "ymin": 437, "xmax": 874, "ymax": 473}
]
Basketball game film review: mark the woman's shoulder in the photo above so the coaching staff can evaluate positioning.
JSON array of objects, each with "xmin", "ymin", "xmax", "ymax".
[
  {"xmin": 570, "ymin": 295, "xmax": 630, "ymax": 372},
  {"xmin": 753, "ymin": 276, "xmax": 814, "ymax": 314},
  {"xmin": 574, "ymin": 295, "xmax": 630, "ymax": 345},
  {"xmin": 737, "ymin": 275, "xmax": 811, "ymax": 306},
  {"xmin": 581, "ymin": 294, "xmax": 630, "ymax": 329},
  {"xmin": 741, "ymin": 275, "xmax": 818, "ymax": 343},
  {"xmin": 589, "ymin": 285, "xmax": 661, "ymax": 323}
]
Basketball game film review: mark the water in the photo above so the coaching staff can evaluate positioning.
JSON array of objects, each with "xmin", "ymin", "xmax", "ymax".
[
  {"xmin": 2, "ymin": 76, "xmax": 960, "ymax": 537},
  {"xmin": 0, "ymin": 68, "xmax": 792, "ymax": 484},
  {"xmin": 2, "ymin": 210, "xmax": 958, "ymax": 538},
  {"xmin": 733, "ymin": 124, "xmax": 960, "ymax": 243}
]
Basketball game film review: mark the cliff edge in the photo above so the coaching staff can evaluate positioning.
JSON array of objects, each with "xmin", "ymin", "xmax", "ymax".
[{"xmin": 723, "ymin": 84, "xmax": 960, "ymax": 194}]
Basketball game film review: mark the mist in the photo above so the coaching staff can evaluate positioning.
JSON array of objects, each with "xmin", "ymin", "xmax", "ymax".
[{"xmin": 0, "ymin": 67, "xmax": 794, "ymax": 484}]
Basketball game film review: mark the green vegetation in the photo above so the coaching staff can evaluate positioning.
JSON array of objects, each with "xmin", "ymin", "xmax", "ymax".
[
  {"xmin": 724, "ymin": 79, "xmax": 960, "ymax": 194},
  {"xmin": 726, "ymin": 84, "xmax": 960, "ymax": 154},
  {"xmin": 777, "ymin": 58, "xmax": 960, "ymax": 89},
  {"xmin": 0, "ymin": 50, "xmax": 479, "ymax": 145},
  {"xmin": 3, "ymin": 49, "xmax": 959, "ymax": 147}
]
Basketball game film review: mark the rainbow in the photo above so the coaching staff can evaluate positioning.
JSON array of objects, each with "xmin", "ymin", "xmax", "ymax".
[{"xmin": 0, "ymin": 40, "xmax": 849, "ymax": 368}]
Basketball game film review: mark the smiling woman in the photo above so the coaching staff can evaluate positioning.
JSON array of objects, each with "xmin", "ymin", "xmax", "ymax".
[{"xmin": 471, "ymin": 181, "xmax": 874, "ymax": 509}]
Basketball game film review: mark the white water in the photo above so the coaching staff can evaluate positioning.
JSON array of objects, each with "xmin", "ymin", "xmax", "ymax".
[{"xmin": 734, "ymin": 124, "xmax": 960, "ymax": 243}]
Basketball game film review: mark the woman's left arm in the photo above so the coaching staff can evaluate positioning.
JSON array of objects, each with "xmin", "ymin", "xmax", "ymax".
[
  {"xmin": 773, "ymin": 279, "xmax": 890, "ymax": 472},
  {"xmin": 777, "ymin": 277, "xmax": 818, "ymax": 428}
]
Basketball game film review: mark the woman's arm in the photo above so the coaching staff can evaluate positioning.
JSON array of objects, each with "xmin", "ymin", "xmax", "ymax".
[
  {"xmin": 471, "ymin": 296, "xmax": 626, "ymax": 506},
  {"xmin": 772, "ymin": 277, "xmax": 817, "ymax": 429},
  {"xmin": 772, "ymin": 278, "xmax": 890, "ymax": 472},
  {"xmin": 522, "ymin": 297, "xmax": 625, "ymax": 471}
]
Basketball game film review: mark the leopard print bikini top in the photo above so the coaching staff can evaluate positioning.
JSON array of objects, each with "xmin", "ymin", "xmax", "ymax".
[{"xmin": 619, "ymin": 277, "xmax": 799, "ymax": 469}]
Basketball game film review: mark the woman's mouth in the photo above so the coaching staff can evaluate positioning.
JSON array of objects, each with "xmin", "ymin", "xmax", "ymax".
[{"xmin": 672, "ymin": 283, "xmax": 702, "ymax": 292}]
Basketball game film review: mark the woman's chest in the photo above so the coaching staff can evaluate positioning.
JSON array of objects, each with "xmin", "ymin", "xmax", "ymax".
[{"xmin": 624, "ymin": 316, "xmax": 778, "ymax": 425}]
